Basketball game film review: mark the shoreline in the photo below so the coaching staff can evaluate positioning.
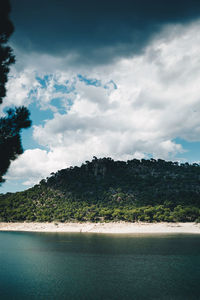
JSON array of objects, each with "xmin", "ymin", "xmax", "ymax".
[{"xmin": 0, "ymin": 222, "xmax": 200, "ymax": 234}]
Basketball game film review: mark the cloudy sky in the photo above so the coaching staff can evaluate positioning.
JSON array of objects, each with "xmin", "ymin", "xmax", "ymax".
[{"xmin": 2, "ymin": 0, "xmax": 200, "ymax": 193}]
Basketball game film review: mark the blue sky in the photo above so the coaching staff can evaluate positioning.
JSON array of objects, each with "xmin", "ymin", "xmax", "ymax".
[{"xmin": 2, "ymin": 1, "xmax": 200, "ymax": 193}]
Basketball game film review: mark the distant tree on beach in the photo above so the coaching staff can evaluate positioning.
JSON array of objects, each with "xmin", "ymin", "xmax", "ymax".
[{"xmin": 0, "ymin": 0, "xmax": 31, "ymax": 183}]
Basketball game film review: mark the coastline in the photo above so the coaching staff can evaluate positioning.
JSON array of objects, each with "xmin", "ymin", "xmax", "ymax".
[{"xmin": 0, "ymin": 222, "xmax": 200, "ymax": 234}]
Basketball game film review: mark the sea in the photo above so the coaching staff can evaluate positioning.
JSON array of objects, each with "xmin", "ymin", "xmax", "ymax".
[{"xmin": 0, "ymin": 232, "xmax": 200, "ymax": 300}]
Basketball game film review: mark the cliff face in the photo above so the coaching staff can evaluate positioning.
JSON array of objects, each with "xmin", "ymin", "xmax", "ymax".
[
  {"xmin": 45, "ymin": 157, "xmax": 200, "ymax": 205},
  {"xmin": 1, "ymin": 157, "xmax": 200, "ymax": 222}
]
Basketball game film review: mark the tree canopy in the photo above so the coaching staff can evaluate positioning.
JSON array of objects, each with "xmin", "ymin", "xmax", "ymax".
[
  {"xmin": 1, "ymin": 157, "xmax": 200, "ymax": 222},
  {"xmin": 0, "ymin": 0, "xmax": 31, "ymax": 183}
]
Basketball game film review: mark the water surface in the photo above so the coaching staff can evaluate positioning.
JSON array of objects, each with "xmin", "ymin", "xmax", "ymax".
[{"xmin": 0, "ymin": 232, "xmax": 200, "ymax": 300}]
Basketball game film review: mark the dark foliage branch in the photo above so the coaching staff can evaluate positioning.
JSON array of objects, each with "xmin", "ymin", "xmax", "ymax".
[
  {"xmin": 0, "ymin": 0, "xmax": 15, "ymax": 104},
  {"xmin": 0, "ymin": 107, "xmax": 31, "ymax": 182},
  {"xmin": 0, "ymin": 1, "xmax": 31, "ymax": 183}
]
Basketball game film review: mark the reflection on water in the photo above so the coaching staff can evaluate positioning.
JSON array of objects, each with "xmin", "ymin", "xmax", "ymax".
[{"xmin": 0, "ymin": 232, "xmax": 200, "ymax": 300}]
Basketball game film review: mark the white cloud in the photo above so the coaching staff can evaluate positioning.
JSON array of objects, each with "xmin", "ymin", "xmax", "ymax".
[
  {"xmin": 5, "ymin": 20, "xmax": 200, "ymax": 187},
  {"xmin": 0, "ymin": 69, "xmax": 38, "ymax": 114}
]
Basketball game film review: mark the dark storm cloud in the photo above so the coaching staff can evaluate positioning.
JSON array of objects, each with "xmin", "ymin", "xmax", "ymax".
[{"xmin": 10, "ymin": 0, "xmax": 200, "ymax": 65}]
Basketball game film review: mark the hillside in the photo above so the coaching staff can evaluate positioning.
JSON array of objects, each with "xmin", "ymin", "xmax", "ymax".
[{"xmin": 1, "ymin": 157, "xmax": 200, "ymax": 222}]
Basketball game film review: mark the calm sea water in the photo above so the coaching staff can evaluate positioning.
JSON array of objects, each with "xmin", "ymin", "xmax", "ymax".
[{"xmin": 0, "ymin": 232, "xmax": 200, "ymax": 300}]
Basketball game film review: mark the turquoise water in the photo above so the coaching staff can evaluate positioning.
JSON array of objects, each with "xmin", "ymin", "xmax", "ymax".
[{"xmin": 0, "ymin": 232, "xmax": 200, "ymax": 300}]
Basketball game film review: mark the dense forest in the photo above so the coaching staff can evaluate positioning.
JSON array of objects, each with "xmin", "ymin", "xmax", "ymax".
[{"xmin": 1, "ymin": 157, "xmax": 200, "ymax": 222}]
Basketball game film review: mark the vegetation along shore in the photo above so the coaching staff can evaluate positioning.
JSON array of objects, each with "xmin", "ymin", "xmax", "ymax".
[{"xmin": 1, "ymin": 157, "xmax": 200, "ymax": 223}]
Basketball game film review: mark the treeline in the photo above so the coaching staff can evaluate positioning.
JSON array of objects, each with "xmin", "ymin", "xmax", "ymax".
[{"xmin": 1, "ymin": 157, "xmax": 200, "ymax": 222}]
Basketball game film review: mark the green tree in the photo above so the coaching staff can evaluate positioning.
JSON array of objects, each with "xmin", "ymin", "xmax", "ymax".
[{"xmin": 0, "ymin": 0, "xmax": 31, "ymax": 183}]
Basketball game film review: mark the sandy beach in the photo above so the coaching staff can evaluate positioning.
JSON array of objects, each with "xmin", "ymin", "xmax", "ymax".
[{"xmin": 0, "ymin": 222, "xmax": 200, "ymax": 234}]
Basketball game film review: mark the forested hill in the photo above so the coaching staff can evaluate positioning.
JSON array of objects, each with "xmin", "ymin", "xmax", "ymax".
[{"xmin": 1, "ymin": 157, "xmax": 200, "ymax": 222}]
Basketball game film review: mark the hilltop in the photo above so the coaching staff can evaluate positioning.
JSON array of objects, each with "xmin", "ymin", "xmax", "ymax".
[{"xmin": 0, "ymin": 157, "xmax": 200, "ymax": 222}]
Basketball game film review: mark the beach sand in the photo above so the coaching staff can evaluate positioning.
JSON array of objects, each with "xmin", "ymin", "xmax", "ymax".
[{"xmin": 0, "ymin": 222, "xmax": 200, "ymax": 234}]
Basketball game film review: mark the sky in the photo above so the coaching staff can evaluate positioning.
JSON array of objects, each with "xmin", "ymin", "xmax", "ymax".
[{"xmin": 2, "ymin": 0, "xmax": 200, "ymax": 193}]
